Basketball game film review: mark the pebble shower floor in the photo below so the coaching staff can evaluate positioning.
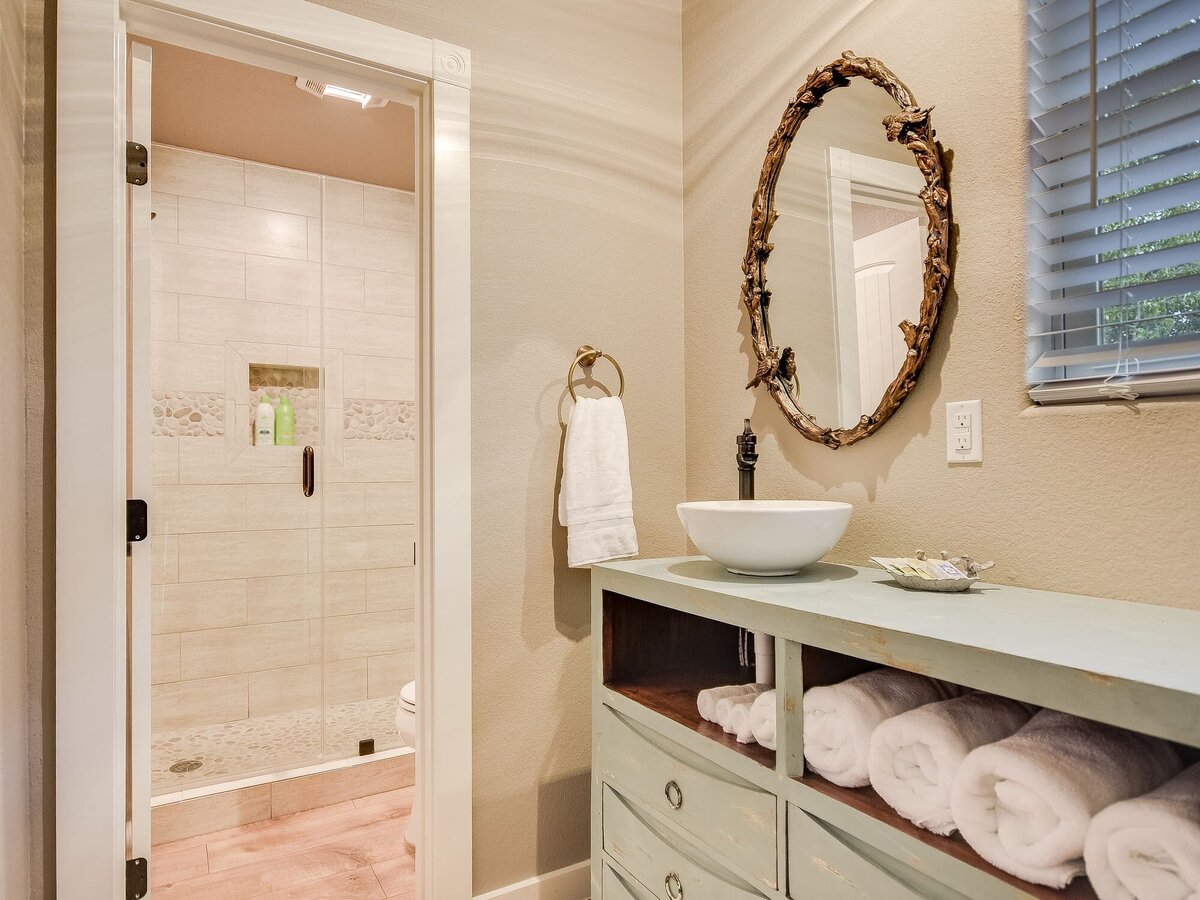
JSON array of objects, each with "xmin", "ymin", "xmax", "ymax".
[{"xmin": 151, "ymin": 695, "xmax": 403, "ymax": 794}]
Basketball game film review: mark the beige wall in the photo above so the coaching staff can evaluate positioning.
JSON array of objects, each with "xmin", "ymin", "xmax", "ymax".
[
  {"xmin": 683, "ymin": 0, "xmax": 1200, "ymax": 608},
  {"xmin": 1, "ymin": 0, "xmax": 30, "ymax": 894},
  {"xmin": 23, "ymin": 0, "xmax": 50, "ymax": 893},
  {"xmin": 307, "ymin": 1, "xmax": 686, "ymax": 893},
  {"xmin": 149, "ymin": 145, "xmax": 418, "ymax": 788}
]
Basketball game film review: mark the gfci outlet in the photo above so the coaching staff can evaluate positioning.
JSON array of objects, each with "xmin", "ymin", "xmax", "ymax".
[{"xmin": 946, "ymin": 400, "xmax": 983, "ymax": 463}]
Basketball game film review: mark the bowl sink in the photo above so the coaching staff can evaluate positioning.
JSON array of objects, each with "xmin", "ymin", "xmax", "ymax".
[{"xmin": 677, "ymin": 500, "xmax": 852, "ymax": 576}]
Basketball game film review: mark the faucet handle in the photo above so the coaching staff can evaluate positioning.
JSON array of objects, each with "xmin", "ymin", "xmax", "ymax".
[{"xmin": 736, "ymin": 419, "xmax": 758, "ymax": 468}]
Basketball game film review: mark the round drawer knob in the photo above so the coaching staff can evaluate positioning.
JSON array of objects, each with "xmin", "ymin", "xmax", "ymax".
[
  {"xmin": 665, "ymin": 872, "xmax": 684, "ymax": 899},
  {"xmin": 664, "ymin": 779, "xmax": 683, "ymax": 810}
]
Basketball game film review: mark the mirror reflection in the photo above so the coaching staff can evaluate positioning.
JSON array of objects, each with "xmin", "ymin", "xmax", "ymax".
[{"xmin": 766, "ymin": 77, "xmax": 926, "ymax": 430}]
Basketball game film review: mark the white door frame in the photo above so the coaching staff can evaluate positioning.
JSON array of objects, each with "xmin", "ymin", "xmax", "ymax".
[{"xmin": 56, "ymin": 2, "xmax": 472, "ymax": 897}]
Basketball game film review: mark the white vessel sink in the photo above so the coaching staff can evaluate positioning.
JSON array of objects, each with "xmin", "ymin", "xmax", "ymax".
[{"xmin": 677, "ymin": 500, "xmax": 852, "ymax": 576}]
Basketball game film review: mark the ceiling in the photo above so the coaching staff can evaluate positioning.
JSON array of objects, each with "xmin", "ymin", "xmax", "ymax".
[{"xmin": 146, "ymin": 40, "xmax": 415, "ymax": 191}]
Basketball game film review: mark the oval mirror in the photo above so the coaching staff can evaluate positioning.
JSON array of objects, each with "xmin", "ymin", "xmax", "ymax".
[{"xmin": 742, "ymin": 52, "xmax": 952, "ymax": 448}]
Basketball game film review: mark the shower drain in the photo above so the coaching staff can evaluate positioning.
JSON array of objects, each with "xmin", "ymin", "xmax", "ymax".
[{"xmin": 168, "ymin": 759, "xmax": 203, "ymax": 774}]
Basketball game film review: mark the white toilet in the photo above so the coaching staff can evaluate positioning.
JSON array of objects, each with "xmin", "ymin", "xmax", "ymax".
[{"xmin": 395, "ymin": 680, "xmax": 419, "ymax": 846}]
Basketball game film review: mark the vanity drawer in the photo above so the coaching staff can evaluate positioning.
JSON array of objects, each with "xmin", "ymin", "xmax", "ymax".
[
  {"xmin": 603, "ymin": 785, "xmax": 766, "ymax": 900},
  {"xmin": 602, "ymin": 861, "xmax": 656, "ymax": 900},
  {"xmin": 787, "ymin": 805, "xmax": 967, "ymax": 900},
  {"xmin": 598, "ymin": 705, "xmax": 777, "ymax": 889}
]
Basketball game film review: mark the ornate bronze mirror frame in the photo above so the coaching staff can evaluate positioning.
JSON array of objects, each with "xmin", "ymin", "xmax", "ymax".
[{"xmin": 742, "ymin": 51, "xmax": 952, "ymax": 449}]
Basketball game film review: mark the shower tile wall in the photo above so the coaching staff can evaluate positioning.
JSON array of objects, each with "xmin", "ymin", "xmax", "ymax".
[{"xmin": 149, "ymin": 145, "xmax": 416, "ymax": 775}]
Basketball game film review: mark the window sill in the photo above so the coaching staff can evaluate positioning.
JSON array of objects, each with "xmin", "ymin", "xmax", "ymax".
[{"xmin": 1028, "ymin": 371, "xmax": 1200, "ymax": 404}]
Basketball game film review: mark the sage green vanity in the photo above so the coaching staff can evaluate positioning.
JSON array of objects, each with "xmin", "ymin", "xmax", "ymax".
[{"xmin": 590, "ymin": 557, "xmax": 1200, "ymax": 900}]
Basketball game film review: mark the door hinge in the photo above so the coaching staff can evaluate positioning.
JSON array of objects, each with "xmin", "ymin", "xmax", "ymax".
[
  {"xmin": 126, "ymin": 141, "xmax": 148, "ymax": 185},
  {"xmin": 127, "ymin": 499, "xmax": 148, "ymax": 543},
  {"xmin": 126, "ymin": 857, "xmax": 148, "ymax": 900}
]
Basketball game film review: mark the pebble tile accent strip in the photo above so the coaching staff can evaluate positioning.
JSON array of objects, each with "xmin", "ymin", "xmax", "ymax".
[
  {"xmin": 152, "ymin": 391, "xmax": 225, "ymax": 437},
  {"xmin": 344, "ymin": 400, "xmax": 416, "ymax": 441},
  {"xmin": 249, "ymin": 364, "xmax": 319, "ymax": 391}
]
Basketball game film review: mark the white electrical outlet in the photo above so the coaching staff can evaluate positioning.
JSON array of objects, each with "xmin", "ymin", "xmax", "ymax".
[{"xmin": 946, "ymin": 400, "xmax": 983, "ymax": 463}]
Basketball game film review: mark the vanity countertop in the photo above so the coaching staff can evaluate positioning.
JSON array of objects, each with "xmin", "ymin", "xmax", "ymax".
[{"xmin": 593, "ymin": 556, "xmax": 1200, "ymax": 742}]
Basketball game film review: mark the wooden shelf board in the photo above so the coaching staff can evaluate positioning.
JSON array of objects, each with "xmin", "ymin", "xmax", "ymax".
[
  {"xmin": 795, "ymin": 774, "xmax": 1098, "ymax": 900},
  {"xmin": 605, "ymin": 671, "xmax": 777, "ymax": 770}
]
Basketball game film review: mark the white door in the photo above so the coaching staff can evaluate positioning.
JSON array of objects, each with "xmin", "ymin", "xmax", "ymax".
[
  {"xmin": 126, "ymin": 39, "xmax": 154, "ymax": 896},
  {"xmin": 852, "ymin": 216, "xmax": 923, "ymax": 413}
]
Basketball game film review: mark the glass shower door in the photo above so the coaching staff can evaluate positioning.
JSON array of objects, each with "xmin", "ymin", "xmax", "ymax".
[
  {"xmin": 145, "ymin": 140, "xmax": 419, "ymax": 796},
  {"xmin": 147, "ymin": 145, "xmax": 327, "ymax": 794},
  {"xmin": 318, "ymin": 173, "xmax": 419, "ymax": 760}
]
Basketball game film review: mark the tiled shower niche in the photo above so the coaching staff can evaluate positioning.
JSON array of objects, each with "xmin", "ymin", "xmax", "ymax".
[
  {"xmin": 248, "ymin": 362, "xmax": 319, "ymax": 444},
  {"xmin": 150, "ymin": 144, "xmax": 417, "ymax": 795}
]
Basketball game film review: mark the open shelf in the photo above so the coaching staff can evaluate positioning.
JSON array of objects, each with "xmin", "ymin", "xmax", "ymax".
[
  {"xmin": 795, "ymin": 773, "xmax": 1098, "ymax": 900},
  {"xmin": 605, "ymin": 671, "xmax": 777, "ymax": 769},
  {"xmin": 602, "ymin": 590, "xmax": 775, "ymax": 769}
]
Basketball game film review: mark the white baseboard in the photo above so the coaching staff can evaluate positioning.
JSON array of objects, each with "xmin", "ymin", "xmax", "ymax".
[{"xmin": 473, "ymin": 860, "xmax": 590, "ymax": 900}]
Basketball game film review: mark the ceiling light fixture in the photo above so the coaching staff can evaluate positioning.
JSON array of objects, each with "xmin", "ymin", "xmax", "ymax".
[{"xmin": 295, "ymin": 77, "xmax": 388, "ymax": 109}]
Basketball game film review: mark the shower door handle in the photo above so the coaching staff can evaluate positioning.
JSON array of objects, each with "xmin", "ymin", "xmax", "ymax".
[{"xmin": 302, "ymin": 446, "xmax": 315, "ymax": 497}]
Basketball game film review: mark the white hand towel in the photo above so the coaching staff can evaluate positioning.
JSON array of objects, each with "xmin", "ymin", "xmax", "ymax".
[
  {"xmin": 1084, "ymin": 762, "xmax": 1200, "ymax": 900},
  {"xmin": 950, "ymin": 709, "xmax": 1182, "ymax": 889},
  {"xmin": 697, "ymin": 683, "xmax": 765, "ymax": 723},
  {"xmin": 558, "ymin": 396, "xmax": 638, "ymax": 568},
  {"xmin": 718, "ymin": 691, "xmax": 763, "ymax": 733},
  {"xmin": 803, "ymin": 668, "xmax": 961, "ymax": 788},
  {"xmin": 749, "ymin": 690, "xmax": 777, "ymax": 751},
  {"xmin": 867, "ymin": 692, "xmax": 1035, "ymax": 836}
]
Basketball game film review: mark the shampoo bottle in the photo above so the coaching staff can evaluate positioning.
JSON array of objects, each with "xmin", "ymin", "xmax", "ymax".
[
  {"xmin": 254, "ymin": 395, "xmax": 275, "ymax": 446},
  {"xmin": 275, "ymin": 393, "xmax": 295, "ymax": 446}
]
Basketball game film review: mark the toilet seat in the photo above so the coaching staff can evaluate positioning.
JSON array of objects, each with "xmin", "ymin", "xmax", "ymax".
[{"xmin": 399, "ymin": 680, "xmax": 417, "ymax": 713}]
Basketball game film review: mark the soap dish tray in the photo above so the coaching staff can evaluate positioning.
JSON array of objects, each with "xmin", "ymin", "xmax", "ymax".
[
  {"xmin": 888, "ymin": 571, "xmax": 979, "ymax": 592},
  {"xmin": 872, "ymin": 550, "xmax": 994, "ymax": 593}
]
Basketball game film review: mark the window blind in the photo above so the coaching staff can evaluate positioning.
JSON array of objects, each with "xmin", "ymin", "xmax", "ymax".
[{"xmin": 1026, "ymin": 0, "xmax": 1200, "ymax": 402}]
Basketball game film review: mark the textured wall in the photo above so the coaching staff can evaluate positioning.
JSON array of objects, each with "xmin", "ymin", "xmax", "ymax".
[
  {"xmin": 1, "ymin": 0, "xmax": 30, "ymax": 893},
  {"xmin": 683, "ymin": 0, "xmax": 1200, "ymax": 608},
  {"xmin": 23, "ymin": 0, "xmax": 51, "ymax": 893},
  {"xmin": 306, "ymin": 1, "xmax": 686, "ymax": 893}
]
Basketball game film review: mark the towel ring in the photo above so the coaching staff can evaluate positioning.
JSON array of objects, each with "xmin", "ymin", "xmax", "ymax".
[{"xmin": 566, "ymin": 345, "xmax": 625, "ymax": 401}]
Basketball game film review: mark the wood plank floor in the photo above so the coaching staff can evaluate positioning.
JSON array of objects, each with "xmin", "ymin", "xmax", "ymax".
[{"xmin": 152, "ymin": 786, "xmax": 416, "ymax": 899}]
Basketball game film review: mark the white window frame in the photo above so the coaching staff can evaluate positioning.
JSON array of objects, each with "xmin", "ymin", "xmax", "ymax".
[{"xmin": 56, "ymin": 2, "xmax": 472, "ymax": 897}]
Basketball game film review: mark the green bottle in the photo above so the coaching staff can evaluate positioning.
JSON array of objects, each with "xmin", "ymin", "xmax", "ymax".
[{"xmin": 275, "ymin": 393, "xmax": 295, "ymax": 446}]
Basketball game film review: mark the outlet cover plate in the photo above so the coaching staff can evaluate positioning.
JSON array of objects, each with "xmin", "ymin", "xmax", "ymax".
[{"xmin": 946, "ymin": 400, "xmax": 983, "ymax": 463}]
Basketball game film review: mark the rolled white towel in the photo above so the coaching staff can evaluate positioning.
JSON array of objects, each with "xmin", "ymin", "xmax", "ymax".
[
  {"xmin": 1084, "ymin": 762, "xmax": 1200, "ymax": 900},
  {"xmin": 719, "ymin": 692, "xmax": 760, "ymax": 734},
  {"xmin": 867, "ymin": 693, "xmax": 1035, "ymax": 836},
  {"xmin": 951, "ymin": 709, "xmax": 1182, "ymax": 889},
  {"xmin": 803, "ymin": 668, "xmax": 961, "ymax": 787},
  {"xmin": 728, "ymin": 703, "xmax": 757, "ymax": 744},
  {"xmin": 749, "ymin": 691, "xmax": 777, "ymax": 751},
  {"xmin": 697, "ymin": 683, "xmax": 766, "ymax": 723}
]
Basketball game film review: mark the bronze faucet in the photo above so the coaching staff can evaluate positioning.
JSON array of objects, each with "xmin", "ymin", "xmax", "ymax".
[{"xmin": 736, "ymin": 419, "xmax": 757, "ymax": 501}]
